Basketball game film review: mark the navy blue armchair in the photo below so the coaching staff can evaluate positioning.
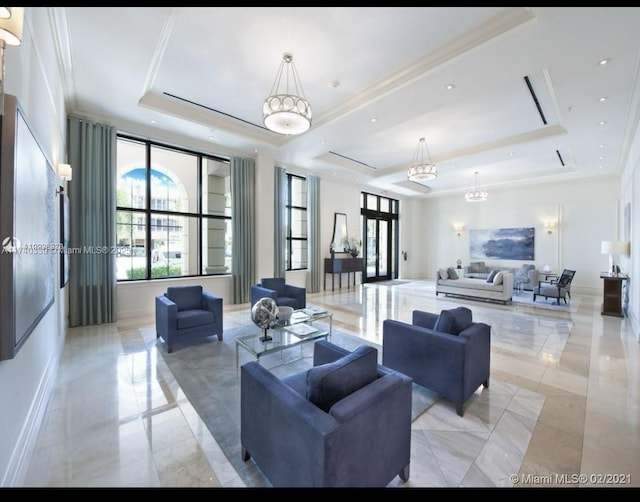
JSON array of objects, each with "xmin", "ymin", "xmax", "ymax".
[
  {"xmin": 155, "ymin": 285, "xmax": 223, "ymax": 353},
  {"xmin": 240, "ymin": 340, "xmax": 412, "ymax": 487},
  {"xmin": 250, "ymin": 277, "xmax": 306, "ymax": 310},
  {"xmin": 382, "ymin": 307, "xmax": 490, "ymax": 417}
]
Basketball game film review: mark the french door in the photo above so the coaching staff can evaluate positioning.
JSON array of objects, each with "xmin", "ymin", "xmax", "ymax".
[{"xmin": 361, "ymin": 192, "xmax": 398, "ymax": 283}]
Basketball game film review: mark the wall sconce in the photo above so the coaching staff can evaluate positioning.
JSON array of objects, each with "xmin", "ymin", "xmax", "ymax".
[
  {"xmin": 454, "ymin": 224, "xmax": 464, "ymax": 236},
  {"xmin": 56, "ymin": 163, "xmax": 72, "ymax": 194},
  {"xmin": 544, "ymin": 221, "xmax": 556, "ymax": 234},
  {"xmin": 0, "ymin": 7, "xmax": 24, "ymax": 117}
]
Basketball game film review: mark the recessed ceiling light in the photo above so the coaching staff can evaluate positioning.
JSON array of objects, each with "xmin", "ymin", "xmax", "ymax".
[
  {"xmin": 600, "ymin": 144, "xmax": 605, "ymax": 148},
  {"xmin": 371, "ymin": 118, "xmax": 377, "ymax": 123},
  {"xmin": 509, "ymin": 151, "xmax": 515, "ymax": 157},
  {"xmin": 599, "ymin": 96, "xmax": 608, "ymax": 102},
  {"xmin": 321, "ymin": 140, "xmax": 325, "ymax": 145},
  {"xmin": 599, "ymin": 58, "xmax": 610, "ymax": 66},
  {"xmin": 254, "ymin": 149, "xmax": 258, "ymax": 153},
  {"xmin": 599, "ymin": 120, "xmax": 607, "ymax": 126},
  {"xmin": 445, "ymin": 83, "xmax": 455, "ymax": 90},
  {"xmin": 329, "ymin": 80, "xmax": 340, "ymax": 88},
  {"xmin": 150, "ymin": 119, "xmax": 157, "ymax": 124},
  {"xmin": 599, "ymin": 156, "xmax": 604, "ymax": 160}
]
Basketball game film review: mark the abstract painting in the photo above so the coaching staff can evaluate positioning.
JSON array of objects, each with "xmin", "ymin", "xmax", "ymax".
[{"xmin": 470, "ymin": 227, "xmax": 535, "ymax": 260}]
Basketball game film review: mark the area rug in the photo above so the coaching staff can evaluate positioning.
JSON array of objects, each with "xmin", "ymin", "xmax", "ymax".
[
  {"xmin": 364, "ymin": 280, "xmax": 411, "ymax": 287},
  {"xmin": 158, "ymin": 322, "xmax": 439, "ymax": 487},
  {"xmin": 511, "ymin": 290, "xmax": 581, "ymax": 312}
]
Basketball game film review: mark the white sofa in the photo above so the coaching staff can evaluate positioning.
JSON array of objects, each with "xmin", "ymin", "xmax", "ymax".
[
  {"xmin": 435, "ymin": 269, "xmax": 513, "ymax": 304},
  {"xmin": 463, "ymin": 262, "xmax": 537, "ymax": 291}
]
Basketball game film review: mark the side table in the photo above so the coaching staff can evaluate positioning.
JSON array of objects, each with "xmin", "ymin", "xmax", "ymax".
[{"xmin": 600, "ymin": 272, "xmax": 628, "ymax": 317}]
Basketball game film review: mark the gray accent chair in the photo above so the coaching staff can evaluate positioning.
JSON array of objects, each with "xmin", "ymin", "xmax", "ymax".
[
  {"xmin": 240, "ymin": 340, "xmax": 412, "ymax": 487},
  {"xmin": 155, "ymin": 285, "xmax": 223, "ymax": 353},
  {"xmin": 533, "ymin": 269, "xmax": 576, "ymax": 304},
  {"xmin": 382, "ymin": 306, "xmax": 491, "ymax": 417},
  {"xmin": 250, "ymin": 277, "xmax": 306, "ymax": 310}
]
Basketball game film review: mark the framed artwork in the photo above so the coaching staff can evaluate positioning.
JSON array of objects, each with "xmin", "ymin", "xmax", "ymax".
[
  {"xmin": 60, "ymin": 192, "xmax": 70, "ymax": 288},
  {"xmin": 469, "ymin": 227, "xmax": 535, "ymax": 260}
]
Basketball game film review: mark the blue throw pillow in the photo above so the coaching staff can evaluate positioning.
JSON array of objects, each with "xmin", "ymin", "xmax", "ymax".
[
  {"xmin": 434, "ymin": 307, "xmax": 473, "ymax": 335},
  {"xmin": 434, "ymin": 309, "xmax": 455, "ymax": 334},
  {"xmin": 486, "ymin": 269, "xmax": 499, "ymax": 283},
  {"xmin": 447, "ymin": 267, "xmax": 458, "ymax": 279},
  {"xmin": 306, "ymin": 345, "xmax": 378, "ymax": 412}
]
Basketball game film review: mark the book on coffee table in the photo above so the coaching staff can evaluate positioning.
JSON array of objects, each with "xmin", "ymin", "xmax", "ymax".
[
  {"xmin": 302, "ymin": 306, "xmax": 328, "ymax": 316},
  {"xmin": 285, "ymin": 323, "xmax": 318, "ymax": 338}
]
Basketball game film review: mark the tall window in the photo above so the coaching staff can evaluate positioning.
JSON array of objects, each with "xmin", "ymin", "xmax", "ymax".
[
  {"xmin": 116, "ymin": 135, "xmax": 231, "ymax": 281},
  {"xmin": 286, "ymin": 173, "xmax": 307, "ymax": 270}
]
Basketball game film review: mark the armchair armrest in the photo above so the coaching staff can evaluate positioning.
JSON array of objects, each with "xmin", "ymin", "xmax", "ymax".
[
  {"xmin": 155, "ymin": 295, "xmax": 177, "ymax": 339},
  {"xmin": 284, "ymin": 284, "xmax": 306, "ymax": 309},
  {"xmin": 202, "ymin": 292, "xmax": 223, "ymax": 325}
]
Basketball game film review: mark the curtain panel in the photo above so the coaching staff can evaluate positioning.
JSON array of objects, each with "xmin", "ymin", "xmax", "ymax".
[
  {"xmin": 231, "ymin": 157, "xmax": 256, "ymax": 304},
  {"xmin": 273, "ymin": 166, "xmax": 286, "ymax": 277},
  {"xmin": 67, "ymin": 116, "xmax": 117, "ymax": 326},
  {"xmin": 307, "ymin": 175, "xmax": 322, "ymax": 292}
]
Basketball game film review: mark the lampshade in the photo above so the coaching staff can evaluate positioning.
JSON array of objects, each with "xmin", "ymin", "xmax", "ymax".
[
  {"xmin": 58, "ymin": 163, "xmax": 72, "ymax": 181},
  {"xmin": 465, "ymin": 171, "xmax": 488, "ymax": 202},
  {"xmin": 0, "ymin": 7, "xmax": 23, "ymax": 46},
  {"xmin": 263, "ymin": 52, "xmax": 312, "ymax": 135},
  {"xmin": 0, "ymin": 8, "xmax": 11, "ymax": 19},
  {"xmin": 407, "ymin": 137, "xmax": 437, "ymax": 181},
  {"xmin": 601, "ymin": 240, "xmax": 628, "ymax": 255}
]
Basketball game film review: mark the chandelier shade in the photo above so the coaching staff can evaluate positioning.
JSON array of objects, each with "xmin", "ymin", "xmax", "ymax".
[
  {"xmin": 407, "ymin": 137, "xmax": 437, "ymax": 181},
  {"xmin": 263, "ymin": 52, "xmax": 312, "ymax": 135},
  {"xmin": 465, "ymin": 171, "xmax": 488, "ymax": 202}
]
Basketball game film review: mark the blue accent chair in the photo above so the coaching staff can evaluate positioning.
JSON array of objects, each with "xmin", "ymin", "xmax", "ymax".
[
  {"xmin": 382, "ymin": 306, "xmax": 490, "ymax": 417},
  {"xmin": 250, "ymin": 277, "xmax": 306, "ymax": 310},
  {"xmin": 155, "ymin": 285, "xmax": 223, "ymax": 353},
  {"xmin": 240, "ymin": 340, "xmax": 412, "ymax": 487}
]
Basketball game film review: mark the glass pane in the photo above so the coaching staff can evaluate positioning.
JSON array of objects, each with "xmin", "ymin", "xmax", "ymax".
[
  {"xmin": 150, "ymin": 145, "xmax": 198, "ymax": 214},
  {"xmin": 380, "ymin": 197, "xmax": 390, "ymax": 213},
  {"xmin": 366, "ymin": 219, "xmax": 377, "ymax": 278},
  {"xmin": 291, "ymin": 239, "xmax": 308, "ymax": 269},
  {"xmin": 291, "ymin": 208, "xmax": 307, "ymax": 238},
  {"xmin": 202, "ymin": 216, "xmax": 231, "ymax": 275},
  {"xmin": 290, "ymin": 176, "xmax": 307, "ymax": 207},
  {"xmin": 379, "ymin": 220, "xmax": 388, "ymax": 275},
  {"xmin": 117, "ymin": 138, "xmax": 147, "ymax": 209},
  {"xmin": 116, "ymin": 211, "xmax": 147, "ymax": 280},
  {"xmin": 150, "ymin": 215, "xmax": 196, "ymax": 278},
  {"xmin": 366, "ymin": 193, "xmax": 377, "ymax": 210},
  {"xmin": 202, "ymin": 158, "xmax": 231, "ymax": 216}
]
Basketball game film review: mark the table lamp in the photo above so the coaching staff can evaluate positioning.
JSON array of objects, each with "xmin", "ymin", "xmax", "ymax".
[{"xmin": 601, "ymin": 240, "xmax": 628, "ymax": 276}]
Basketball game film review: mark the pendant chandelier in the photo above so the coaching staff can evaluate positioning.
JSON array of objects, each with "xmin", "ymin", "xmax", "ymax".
[
  {"xmin": 465, "ymin": 171, "xmax": 488, "ymax": 202},
  {"xmin": 263, "ymin": 52, "xmax": 312, "ymax": 135},
  {"xmin": 407, "ymin": 137, "xmax": 437, "ymax": 181}
]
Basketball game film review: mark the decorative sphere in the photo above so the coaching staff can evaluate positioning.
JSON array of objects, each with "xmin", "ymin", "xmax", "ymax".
[{"xmin": 251, "ymin": 297, "xmax": 279, "ymax": 330}]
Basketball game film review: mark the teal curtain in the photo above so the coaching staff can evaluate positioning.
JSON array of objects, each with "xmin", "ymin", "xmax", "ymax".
[
  {"xmin": 231, "ymin": 157, "xmax": 256, "ymax": 304},
  {"xmin": 274, "ymin": 166, "xmax": 286, "ymax": 277},
  {"xmin": 307, "ymin": 175, "xmax": 322, "ymax": 293},
  {"xmin": 67, "ymin": 116, "xmax": 117, "ymax": 326}
]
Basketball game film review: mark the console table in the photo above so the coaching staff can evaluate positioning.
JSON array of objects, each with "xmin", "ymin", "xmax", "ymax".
[
  {"xmin": 324, "ymin": 257, "xmax": 364, "ymax": 291},
  {"xmin": 600, "ymin": 272, "xmax": 628, "ymax": 317}
]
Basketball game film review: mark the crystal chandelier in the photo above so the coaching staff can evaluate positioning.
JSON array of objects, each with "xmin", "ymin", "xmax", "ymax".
[
  {"xmin": 263, "ymin": 52, "xmax": 312, "ymax": 135},
  {"xmin": 407, "ymin": 137, "xmax": 437, "ymax": 181},
  {"xmin": 465, "ymin": 171, "xmax": 488, "ymax": 202}
]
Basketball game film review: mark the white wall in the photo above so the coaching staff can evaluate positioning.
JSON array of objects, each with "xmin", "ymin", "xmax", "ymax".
[
  {"xmin": 0, "ymin": 8, "xmax": 68, "ymax": 486},
  {"xmin": 407, "ymin": 176, "xmax": 620, "ymax": 295}
]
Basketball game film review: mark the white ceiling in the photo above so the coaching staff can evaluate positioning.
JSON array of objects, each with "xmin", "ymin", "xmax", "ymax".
[{"xmin": 57, "ymin": 6, "xmax": 640, "ymax": 198}]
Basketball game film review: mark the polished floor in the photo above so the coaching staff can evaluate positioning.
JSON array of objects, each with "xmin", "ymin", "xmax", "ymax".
[{"xmin": 23, "ymin": 280, "xmax": 640, "ymax": 488}]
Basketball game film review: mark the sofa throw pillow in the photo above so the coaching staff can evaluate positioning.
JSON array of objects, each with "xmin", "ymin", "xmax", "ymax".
[
  {"xmin": 468, "ymin": 261, "xmax": 485, "ymax": 273},
  {"xmin": 306, "ymin": 345, "xmax": 378, "ymax": 412},
  {"xmin": 447, "ymin": 267, "xmax": 458, "ymax": 279},
  {"xmin": 486, "ymin": 269, "xmax": 499, "ymax": 283},
  {"xmin": 516, "ymin": 265, "xmax": 529, "ymax": 278},
  {"xmin": 438, "ymin": 268, "xmax": 448, "ymax": 280},
  {"xmin": 433, "ymin": 309, "xmax": 454, "ymax": 334},
  {"xmin": 493, "ymin": 271, "xmax": 504, "ymax": 285}
]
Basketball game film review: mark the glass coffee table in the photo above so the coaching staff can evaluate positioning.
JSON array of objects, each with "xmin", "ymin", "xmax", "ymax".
[{"xmin": 235, "ymin": 308, "xmax": 333, "ymax": 373}]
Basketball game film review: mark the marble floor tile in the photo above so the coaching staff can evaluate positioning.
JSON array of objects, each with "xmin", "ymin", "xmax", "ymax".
[{"xmin": 20, "ymin": 280, "xmax": 640, "ymax": 488}]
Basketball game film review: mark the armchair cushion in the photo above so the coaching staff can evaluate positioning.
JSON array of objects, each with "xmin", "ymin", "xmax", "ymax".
[
  {"xmin": 176, "ymin": 310, "xmax": 215, "ymax": 330},
  {"xmin": 166, "ymin": 285, "xmax": 202, "ymax": 311},
  {"xmin": 306, "ymin": 345, "xmax": 378, "ymax": 412},
  {"xmin": 261, "ymin": 277, "xmax": 285, "ymax": 296},
  {"xmin": 434, "ymin": 306, "xmax": 473, "ymax": 335}
]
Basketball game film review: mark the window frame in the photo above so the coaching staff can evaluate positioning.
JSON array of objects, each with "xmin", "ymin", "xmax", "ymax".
[
  {"xmin": 285, "ymin": 173, "xmax": 308, "ymax": 271},
  {"xmin": 115, "ymin": 134, "xmax": 231, "ymax": 281}
]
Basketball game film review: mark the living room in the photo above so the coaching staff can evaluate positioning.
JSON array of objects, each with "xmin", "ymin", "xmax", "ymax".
[{"xmin": 0, "ymin": 7, "xmax": 638, "ymax": 487}]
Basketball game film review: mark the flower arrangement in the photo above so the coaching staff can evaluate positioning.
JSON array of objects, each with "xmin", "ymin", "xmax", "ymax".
[{"xmin": 341, "ymin": 236, "xmax": 362, "ymax": 258}]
